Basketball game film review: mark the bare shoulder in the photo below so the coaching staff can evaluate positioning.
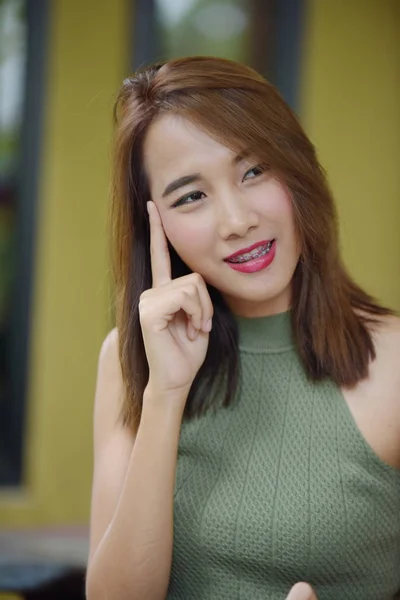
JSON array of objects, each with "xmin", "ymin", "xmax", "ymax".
[
  {"xmin": 97, "ymin": 328, "xmax": 123, "ymax": 403},
  {"xmin": 367, "ymin": 313, "xmax": 400, "ymax": 392},
  {"xmin": 89, "ymin": 328, "xmax": 135, "ymax": 564},
  {"xmin": 99, "ymin": 327, "xmax": 120, "ymax": 372},
  {"xmin": 346, "ymin": 313, "xmax": 400, "ymax": 467},
  {"xmin": 371, "ymin": 313, "xmax": 400, "ymax": 354},
  {"xmin": 93, "ymin": 327, "xmax": 128, "ymax": 444},
  {"xmin": 97, "ymin": 327, "xmax": 123, "ymax": 402}
]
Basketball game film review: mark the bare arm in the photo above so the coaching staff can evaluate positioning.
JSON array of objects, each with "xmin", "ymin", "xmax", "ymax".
[
  {"xmin": 86, "ymin": 202, "xmax": 213, "ymax": 599},
  {"xmin": 86, "ymin": 329, "xmax": 186, "ymax": 600}
]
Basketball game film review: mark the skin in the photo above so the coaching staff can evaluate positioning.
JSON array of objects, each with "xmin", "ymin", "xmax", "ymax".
[
  {"xmin": 87, "ymin": 113, "xmax": 400, "ymax": 600},
  {"xmin": 143, "ymin": 113, "xmax": 300, "ymax": 318},
  {"xmin": 143, "ymin": 113, "xmax": 400, "ymax": 473}
]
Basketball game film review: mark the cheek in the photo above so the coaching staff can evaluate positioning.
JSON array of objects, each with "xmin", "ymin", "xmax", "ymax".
[
  {"xmin": 161, "ymin": 216, "xmax": 211, "ymax": 262},
  {"xmin": 263, "ymin": 183, "xmax": 292, "ymax": 219},
  {"xmin": 275, "ymin": 190, "xmax": 300, "ymax": 254},
  {"xmin": 259, "ymin": 183, "xmax": 296, "ymax": 235}
]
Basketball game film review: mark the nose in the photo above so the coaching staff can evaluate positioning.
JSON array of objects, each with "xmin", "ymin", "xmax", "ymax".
[{"xmin": 216, "ymin": 190, "xmax": 259, "ymax": 240}]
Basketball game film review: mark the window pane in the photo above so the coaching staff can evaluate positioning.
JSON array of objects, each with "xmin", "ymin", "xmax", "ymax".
[
  {"xmin": 0, "ymin": 0, "xmax": 27, "ymax": 484},
  {"xmin": 133, "ymin": 0, "xmax": 304, "ymax": 108},
  {"xmin": 155, "ymin": 0, "xmax": 251, "ymax": 64}
]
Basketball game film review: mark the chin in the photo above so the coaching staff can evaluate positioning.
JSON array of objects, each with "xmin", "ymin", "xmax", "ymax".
[{"xmin": 222, "ymin": 285, "xmax": 292, "ymax": 311}]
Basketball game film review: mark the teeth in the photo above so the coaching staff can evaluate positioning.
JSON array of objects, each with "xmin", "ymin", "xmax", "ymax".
[{"xmin": 228, "ymin": 241, "xmax": 273, "ymax": 263}]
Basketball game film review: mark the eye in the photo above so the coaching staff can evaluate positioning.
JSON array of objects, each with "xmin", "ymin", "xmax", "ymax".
[
  {"xmin": 172, "ymin": 190, "xmax": 206, "ymax": 208},
  {"xmin": 243, "ymin": 164, "xmax": 265, "ymax": 181}
]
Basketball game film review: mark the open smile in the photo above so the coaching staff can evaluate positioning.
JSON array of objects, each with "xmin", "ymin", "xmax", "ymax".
[{"xmin": 224, "ymin": 240, "xmax": 276, "ymax": 273}]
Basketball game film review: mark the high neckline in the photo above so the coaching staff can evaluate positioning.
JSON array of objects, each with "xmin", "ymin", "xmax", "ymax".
[{"xmin": 235, "ymin": 310, "xmax": 294, "ymax": 353}]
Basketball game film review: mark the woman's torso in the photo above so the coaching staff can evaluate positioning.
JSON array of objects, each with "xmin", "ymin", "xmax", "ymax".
[{"xmin": 167, "ymin": 312, "xmax": 400, "ymax": 600}]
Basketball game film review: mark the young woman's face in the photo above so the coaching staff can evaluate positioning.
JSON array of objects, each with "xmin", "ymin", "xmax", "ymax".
[{"xmin": 143, "ymin": 114, "xmax": 300, "ymax": 317}]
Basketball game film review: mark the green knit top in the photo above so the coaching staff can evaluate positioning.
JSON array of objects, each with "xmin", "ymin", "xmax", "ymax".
[{"xmin": 167, "ymin": 311, "xmax": 400, "ymax": 600}]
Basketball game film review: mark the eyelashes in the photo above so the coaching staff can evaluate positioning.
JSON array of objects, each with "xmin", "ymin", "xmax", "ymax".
[
  {"xmin": 172, "ymin": 190, "xmax": 205, "ymax": 208},
  {"xmin": 243, "ymin": 164, "xmax": 265, "ymax": 180},
  {"xmin": 172, "ymin": 164, "xmax": 266, "ymax": 208}
]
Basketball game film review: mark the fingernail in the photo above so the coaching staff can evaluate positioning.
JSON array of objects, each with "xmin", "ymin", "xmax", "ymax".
[
  {"xmin": 287, "ymin": 583, "xmax": 314, "ymax": 600},
  {"xmin": 203, "ymin": 319, "xmax": 212, "ymax": 333},
  {"xmin": 147, "ymin": 201, "xmax": 151, "ymax": 214}
]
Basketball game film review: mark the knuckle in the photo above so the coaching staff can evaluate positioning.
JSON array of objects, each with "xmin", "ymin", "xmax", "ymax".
[
  {"xmin": 139, "ymin": 289, "xmax": 150, "ymax": 303},
  {"xmin": 138, "ymin": 308, "xmax": 149, "ymax": 327},
  {"xmin": 179, "ymin": 288, "xmax": 192, "ymax": 302},
  {"xmin": 178, "ymin": 282, "xmax": 196, "ymax": 298},
  {"xmin": 187, "ymin": 283, "xmax": 198, "ymax": 297},
  {"xmin": 190, "ymin": 272, "xmax": 204, "ymax": 286},
  {"xmin": 138, "ymin": 291, "xmax": 154, "ymax": 318},
  {"xmin": 138, "ymin": 298, "xmax": 149, "ymax": 316}
]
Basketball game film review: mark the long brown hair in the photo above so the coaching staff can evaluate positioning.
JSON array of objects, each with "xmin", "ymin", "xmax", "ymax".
[{"xmin": 110, "ymin": 56, "xmax": 392, "ymax": 431}]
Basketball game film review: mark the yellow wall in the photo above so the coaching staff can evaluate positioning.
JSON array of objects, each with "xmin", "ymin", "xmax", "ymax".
[
  {"xmin": 302, "ymin": 0, "xmax": 400, "ymax": 311},
  {"xmin": 1, "ymin": 0, "xmax": 399, "ymax": 527},
  {"xmin": 0, "ymin": 0, "xmax": 130, "ymax": 526}
]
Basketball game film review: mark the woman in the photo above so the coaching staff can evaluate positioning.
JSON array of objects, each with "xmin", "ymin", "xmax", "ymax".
[{"xmin": 85, "ymin": 56, "xmax": 400, "ymax": 600}]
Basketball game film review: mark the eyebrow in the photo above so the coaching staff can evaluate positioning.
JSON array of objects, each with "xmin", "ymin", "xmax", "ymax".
[
  {"xmin": 162, "ymin": 174, "xmax": 202, "ymax": 198},
  {"xmin": 161, "ymin": 150, "xmax": 252, "ymax": 198}
]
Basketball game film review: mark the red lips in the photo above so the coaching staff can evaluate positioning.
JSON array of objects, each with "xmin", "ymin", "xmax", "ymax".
[{"xmin": 224, "ymin": 240, "xmax": 273, "ymax": 261}]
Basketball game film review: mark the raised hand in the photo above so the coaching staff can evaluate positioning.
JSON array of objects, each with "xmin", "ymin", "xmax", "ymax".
[
  {"xmin": 286, "ymin": 583, "xmax": 318, "ymax": 600},
  {"xmin": 139, "ymin": 201, "xmax": 213, "ymax": 401}
]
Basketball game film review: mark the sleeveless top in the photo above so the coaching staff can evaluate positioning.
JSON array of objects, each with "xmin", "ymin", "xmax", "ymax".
[{"xmin": 167, "ymin": 311, "xmax": 400, "ymax": 599}]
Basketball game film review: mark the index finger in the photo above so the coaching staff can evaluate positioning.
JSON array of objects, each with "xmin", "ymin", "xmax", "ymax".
[{"xmin": 147, "ymin": 201, "xmax": 172, "ymax": 287}]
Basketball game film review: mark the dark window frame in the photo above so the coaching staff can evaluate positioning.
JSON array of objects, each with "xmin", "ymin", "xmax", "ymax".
[{"xmin": 0, "ymin": 0, "xmax": 50, "ymax": 485}]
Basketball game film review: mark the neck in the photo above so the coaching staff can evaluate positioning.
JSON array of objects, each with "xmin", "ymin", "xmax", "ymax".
[
  {"xmin": 235, "ymin": 310, "xmax": 294, "ymax": 352},
  {"xmin": 224, "ymin": 291, "xmax": 292, "ymax": 319}
]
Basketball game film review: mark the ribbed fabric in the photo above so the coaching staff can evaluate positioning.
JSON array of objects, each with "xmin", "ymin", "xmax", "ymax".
[{"xmin": 167, "ymin": 312, "xmax": 400, "ymax": 600}]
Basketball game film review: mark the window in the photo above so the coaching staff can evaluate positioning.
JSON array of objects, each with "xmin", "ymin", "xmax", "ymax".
[
  {"xmin": 0, "ymin": 0, "xmax": 48, "ymax": 485},
  {"xmin": 132, "ymin": 0, "xmax": 304, "ymax": 109}
]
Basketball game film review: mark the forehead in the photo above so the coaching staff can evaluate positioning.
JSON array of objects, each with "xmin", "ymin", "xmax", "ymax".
[{"xmin": 143, "ymin": 114, "xmax": 239, "ymax": 185}]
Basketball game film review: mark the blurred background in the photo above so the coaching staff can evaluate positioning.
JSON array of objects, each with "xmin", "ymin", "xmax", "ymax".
[{"xmin": 0, "ymin": 0, "xmax": 399, "ymax": 596}]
